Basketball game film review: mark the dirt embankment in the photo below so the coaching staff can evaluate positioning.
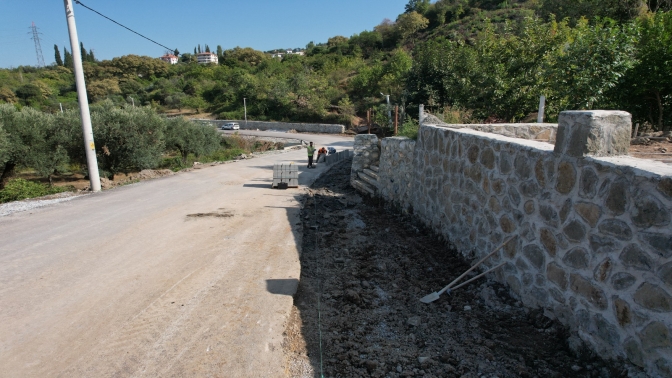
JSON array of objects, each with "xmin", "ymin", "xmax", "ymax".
[{"xmin": 283, "ymin": 159, "xmax": 643, "ymax": 378}]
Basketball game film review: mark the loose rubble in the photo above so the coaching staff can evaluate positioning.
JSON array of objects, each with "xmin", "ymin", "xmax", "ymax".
[{"xmin": 283, "ymin": 158, "xmax": 642, "ymax": 378}]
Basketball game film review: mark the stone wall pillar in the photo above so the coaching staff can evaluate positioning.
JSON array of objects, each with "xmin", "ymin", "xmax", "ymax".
[
  {"xmin": 351, "ymin": 135, "xmax": 379, "ymax": 186},
  {"xmin": 554, "ymin": 110, "xmax": 632, "ymax": 157}
]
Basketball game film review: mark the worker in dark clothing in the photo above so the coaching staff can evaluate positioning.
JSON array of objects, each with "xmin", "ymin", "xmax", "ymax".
[
  {"xmin": 316, "ymin": 147, "xmax": 328, "ymax": 163},
  {"xmin": 307, "ymin": 142, "xmax": 316, "ymax": 168}
]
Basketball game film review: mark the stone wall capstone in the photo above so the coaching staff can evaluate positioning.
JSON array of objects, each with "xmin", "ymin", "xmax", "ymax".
[{"xmin": 358, "ymin": 111, "xmax": 672, "ymax": 377}]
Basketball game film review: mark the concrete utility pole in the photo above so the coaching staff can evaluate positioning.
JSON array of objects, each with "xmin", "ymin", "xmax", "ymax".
[
  {"xmin": 63, "ymin": 0, "xmax": 101, "ymax": 192},
  {"xmin": 243, "ymin": 98, "xmax": 247, "ymax": 127}
]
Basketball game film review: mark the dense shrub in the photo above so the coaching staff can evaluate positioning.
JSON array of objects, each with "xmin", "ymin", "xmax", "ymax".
[
  {"xmin": 0, "ymin": 178, "xmax": 68, "ymax": 203},
  {"xmin": 165, "ymin": 117, "xmax": 221, "ymax": 164}
]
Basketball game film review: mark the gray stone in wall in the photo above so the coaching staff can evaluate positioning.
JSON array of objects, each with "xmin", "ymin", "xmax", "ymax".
[
  {"xmin": 563, "ymin": 247, "xmax": 590, "ymax": 269},
  {"xmin": 554, "ymin": 110, "xmax": 632, "ymax": 157},
  {"xmin": 611, "ymin": 272, "xmax": 637, "ymax": 290},
  {"xmin": 631, "ymin": 192, "xmax": 671, "ymax": 228},
  {"xmin": 624, "ymin": 338, "xmax": 646, "ymax": 367},
  {"xmin": 638, "ymin": 232, "xmax": 672, "ymax": 258},
  {"xmin": 634, "ymin": 283, "xmax": 672, "ymax": 312},
  {"xmin": 658, "ymin": 262, "xmax": 672, "ymax": 288},
  {"xmin": 598, "ymin": 219, "xmax": 632, "ymax": 241},
  {"xmin": 640, "ymin": 321, "xmax": 671, "ymax": 351},
  {"xmin": 620, "ymin": 244, "xmax": 655, "ymax": 271},
  {"xmin": 569, "ymin": 273, "xmax": 608, "ymax": 310}
]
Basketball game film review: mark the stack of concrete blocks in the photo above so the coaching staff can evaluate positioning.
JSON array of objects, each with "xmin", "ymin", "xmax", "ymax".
[
  {"xmin": 272, "ymin": 163, "xmax": 298, "ymax": 188},
  {"xmin": 364, "ymin": 110, "xmax": 672, "ymax": 377}
]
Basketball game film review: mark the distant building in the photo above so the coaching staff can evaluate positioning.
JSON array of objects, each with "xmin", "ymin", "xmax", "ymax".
[
  {"xmin": 197, "ymin": 52, "xmax": 218, "ymax": 64},
  {"xmin": 160, "ymin": 54, "xmax": 178, "ymax": 65},
  {"xmin": 271, "ymin": 49, "xmax": 304, "ymax": 59}
]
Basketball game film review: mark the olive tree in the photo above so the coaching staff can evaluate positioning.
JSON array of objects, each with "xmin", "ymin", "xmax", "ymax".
[
  {"xmin": 90, "ymin": 101, "xmax": 166, "ymax": 177},
  {"xmin": 165, "ymin": 117, "xmax": 220, "ymax": 165}
]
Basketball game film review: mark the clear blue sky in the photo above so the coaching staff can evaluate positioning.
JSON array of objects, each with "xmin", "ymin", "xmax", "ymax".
[{"xmin": 0, "ymin": 0, "xmax": 409, "ymax": 68}]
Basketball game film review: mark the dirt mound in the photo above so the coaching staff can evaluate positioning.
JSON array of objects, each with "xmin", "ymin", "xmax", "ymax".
[
  {"xmin": 130, "ymin": 169, "xmax": 175, "ymax": 180},
  {"xmin": 284, "ymin": 159, "xmax": 639, "ymax": 378}
]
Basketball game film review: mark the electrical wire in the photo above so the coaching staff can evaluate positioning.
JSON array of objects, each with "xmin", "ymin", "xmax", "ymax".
[{"xmin": 72, "ymin": 0, "xmax": 175, "ymax": 52}]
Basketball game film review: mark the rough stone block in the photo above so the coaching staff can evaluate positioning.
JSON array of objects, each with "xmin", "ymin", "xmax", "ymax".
[
  {"xmin": 623, "ymin": 338, "xmax": 645, "ymax": 367},
  {"xmin": 658, "ymin": 262, "xmax": 672, "ymax": 289},
  {"xmin": 563, "ymin": 220, "xmax": 587, "ymax": 243},
  {"xmin": 547, "ymin": 262, "xmax": 568, "ymax": 289},
  {"xmin": 563, "ymin": 247, "xmax": 590, "ymax": 269},
  {"xmin": 640, "ymin": 321, "xmax": 671, "ymax": 351},
  {"xmin": 569, "ymin": 273, "xmax": 608, "ymax": 310},
  {"xmin": 634, "ymin": 283, "xmax": 672, "ymax": 312},
  {"xmin": 613, "ymin": 296, "xmax": 632, "ymax": 327},
  {"xmin": 620, "ymin": 244, "xmax": 654, "ymax": 271},
  {"xmin": 611, "ymin": 272, "xmax": 637, "ymax": 291},
  {"xmin": 554, "ymin": 110, "xmax": 631, "ymax": 157},
  {"xmin": 574, "ymin": 202, "xmax": 601, "ymax": 228}
]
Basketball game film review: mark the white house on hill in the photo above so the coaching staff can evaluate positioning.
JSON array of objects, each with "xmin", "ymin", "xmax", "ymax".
[
  {"xmin": 160, "ymin": 54, "xmax": 178, "ymax": 64},
  {"xmin": 197, "ymin": 52, "xmax": 218, "ymax": 64}
]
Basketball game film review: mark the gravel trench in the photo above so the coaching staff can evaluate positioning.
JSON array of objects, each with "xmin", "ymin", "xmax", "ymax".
[{"xmin": 283, "ymin": 158, "xmax": 643, "ymax": 378}]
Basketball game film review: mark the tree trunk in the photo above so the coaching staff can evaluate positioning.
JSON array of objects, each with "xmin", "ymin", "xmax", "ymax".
[
  {"xmin": 0, "ymin": 161, "xmax": 17, "ymax": 190},
  {"xmin": 653, "ymin": 89, "xmax": 664, "ymax": 131}
]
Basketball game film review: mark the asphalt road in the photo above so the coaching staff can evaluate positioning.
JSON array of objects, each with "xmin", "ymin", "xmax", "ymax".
[{"xmin": 0, "ymin": 133, "xmax": 353, "ymax": 377}]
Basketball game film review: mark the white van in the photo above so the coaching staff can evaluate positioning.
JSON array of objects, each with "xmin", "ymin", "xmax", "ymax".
[{"xmin": 221, "ymin": 122, "xmax": 240, "ymax": 130}]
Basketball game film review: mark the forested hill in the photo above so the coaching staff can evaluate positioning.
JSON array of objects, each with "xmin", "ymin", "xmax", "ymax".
[{"xmin": 1, "ymin": 0, "xmax": 672, "ymax": 131}]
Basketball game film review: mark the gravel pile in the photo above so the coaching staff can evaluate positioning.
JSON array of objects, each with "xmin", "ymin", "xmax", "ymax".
[{"xmin": 0, "ymin": 192, "xmax": 87, "ymax": 217}]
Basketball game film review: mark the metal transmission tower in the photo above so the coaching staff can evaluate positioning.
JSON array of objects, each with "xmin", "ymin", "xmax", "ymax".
[{"xmin": 30, "ymin": 22, "xmax": 46, "ymax": 67}]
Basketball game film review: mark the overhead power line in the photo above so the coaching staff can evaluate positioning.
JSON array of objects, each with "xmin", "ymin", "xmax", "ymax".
[{"xmin": 72, "ymin": 0, "xmax": 175, "ymax": 52}]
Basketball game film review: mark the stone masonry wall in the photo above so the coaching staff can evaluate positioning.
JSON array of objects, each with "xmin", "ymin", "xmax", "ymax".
[
  {"xmin": 378, "ymin": 137, "xmax": 416, "ymax": 209},
  {"xmin": 351, "ymin": 135, "xmax": 380, "ymax": 187},
  {"xmin": 194, "ymin": 119, "xmax": 345, "ymax": 134},
  {"xmin": 371, "ymin": 114, "xmax": 672, "ymax": 376}
]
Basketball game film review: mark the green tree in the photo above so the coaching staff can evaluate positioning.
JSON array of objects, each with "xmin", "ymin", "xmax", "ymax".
[
  {"xmin": 405, "ymin": 0, "xmax": 431, "ymax": 14},
  {"xmin": 0, "ymin": 105, "xmax": 60, "ymax": 189},
  {"xmin": 173, "ymin": 48, "xmax": 180, "ymax": 56},
  {"xmin": 205, "ymin": 45, "xmax": 211, "ymax": 53},
  {"xmin": 165, "ymin": 117, "xmax": 220, "ymax": 164},
  {"xmin": 64, "ymin": 47, "xmax": 73, "ymax": 68},
  {"xmin": 80, "ymin": 42, "xmax": 88, "ymax": 62},
  {"xmin": 0, "ymin": 87, "xmax": 18, "ymax": 104},
  {"xmin": 181, "ymin": 96, "xmax": 208, "ymax": 112},
  {"xmin": 90, "ymin": 102, "xmax": 166, "ymax": 177},
  {"xmin": 54, "ymin": 44, "xmax": 63, "ymax": 66},
  {"xmin": 617, "ymin": 11, "xmax": 672, "ymax": 130},
  {"xmin": 396, "ymin": 11, "xmax": 430, "ymax": 41},
  {"xmin": 545, "ymin": 18, "xmax": 637, "ymax": 112}
]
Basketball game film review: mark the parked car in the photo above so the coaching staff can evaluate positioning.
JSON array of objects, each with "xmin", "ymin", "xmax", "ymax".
[{"xmin": 221, "ymin": 122, "xmax": 240, "ymax": 130}]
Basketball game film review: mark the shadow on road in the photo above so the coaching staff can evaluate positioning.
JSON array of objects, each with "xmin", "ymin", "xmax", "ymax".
[{"xmin": 266, "ymin": 279, "xmax": 299, "ymax": 296}]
